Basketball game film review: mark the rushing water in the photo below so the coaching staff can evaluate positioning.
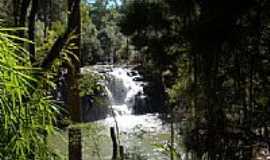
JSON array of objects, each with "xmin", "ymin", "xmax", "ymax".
[
  {"xmin": 103, "ymin": 66, "xmax": 166, "ymax": 132},
  {"xmin": 82, "ymin": 65, "xmax": 168, "ymax": 132},
  {"xmin": 80, "ymin": 65, "xmax": 172, "ymax": 160},
  {"xmin": 48, "ymin": 65, "xmax": 184, "ymax": 160}
]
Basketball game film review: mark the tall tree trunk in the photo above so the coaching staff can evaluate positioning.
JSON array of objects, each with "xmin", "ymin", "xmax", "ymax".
[
  {"xmin": 28, "ymin": 0, "xmax": 38, "ymax": 64},
  {"xmin": 193, "ymin": 51, "xmax": 198, "ymax": 121},
  {"xmin": 12, "ymin": 0, "xmax": 19, "ymax": 26},
  {"xmin": 170, "ymin": 107, "xmax": 175, "ymax": 160},
  {"xmin": 204, "ymin": 47, "xmax": 222, "ymax": 160},
  {"xmin": 249, "ymin": 55, "xmax": 254, "ymax": 115},
  {"xmin": 42, "ymin": 0, "xmax": 52, "ymax": 40},
  {"xmin": 68, "ymin": 127, "xmax": 82, "ymax": 160},
  {"xmin": 43, "ymin": 0, "xmax": 49, "ymax": 40},
  {"xmin": 67, "ymin": 0, "xmax": 81, "ymax": 123},
  {"xmin": 18, "ymin": 0, "xmax": 31, "ymax": 37},
  {"xmin": 67, "ymin": 1, "xmax": 81, "ymax": 160}
]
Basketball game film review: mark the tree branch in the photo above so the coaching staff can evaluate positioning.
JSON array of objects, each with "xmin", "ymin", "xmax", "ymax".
[{"xmin": 40, "ymin": 30, "xmax": 70, "ymax": 69}]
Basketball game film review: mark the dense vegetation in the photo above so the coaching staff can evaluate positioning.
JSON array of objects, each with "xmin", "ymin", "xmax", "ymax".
[
  {"xmin": 120, "ymin": 0, "xmax": 270, "ymax": 159},
  {"xmin": 0, "ymin": 0, "xmax": 270, "ymax": 159},
  {"xmin": 0, "ymin": 27, "xmax": 59, "ymax": 159}
]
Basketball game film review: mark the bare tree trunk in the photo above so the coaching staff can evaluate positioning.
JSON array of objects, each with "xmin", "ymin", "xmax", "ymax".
[
  {"xmin": 28, "ymin": 0, "xmax": 38, "ymax": 64},
  {"xmin": 68, "ymin": 127, "xmax": 82, "ymax": 160},
  {"xmin": 12, "ymin": 0, "xmax": 19, "ymax": 26},
  {"xmin": 119, "ymin": 145, "xmax": 124, "ymax": 160},
  {"xmin": 44, "ymin": 0, "xmax": 52, "ymax": 39},
  {"xmin": 18, "ymin": 0, "xmax": 31, "ymax": 37},
  {"xmin": 249, "ymin": 55, "xmax": 254, "ymax": 116},
  {"xmin": 43, "ymin": 0, "xmax": 49, "ymax": 40},
  {"xmin": 67, "ymin": 0, "xmax": 82, "ymax": 160},
  {"xmin": 110, "ymin": 127, "xmax": 118, "ymax": 160},
  {"xmin": 170, "ymin": 108, "xmax": 175, "ymax": 160},
  {"xmin": 67, "ymin": 0, "xmax": 81, "ymax": 122}
]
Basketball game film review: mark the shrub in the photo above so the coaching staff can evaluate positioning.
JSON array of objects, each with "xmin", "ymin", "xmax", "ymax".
[{"xmin": 0, "ymin": 27, "xmax": 60, "ymax": 159}]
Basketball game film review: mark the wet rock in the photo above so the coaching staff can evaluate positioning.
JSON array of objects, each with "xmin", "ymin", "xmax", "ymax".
[{"xmin": 81, "ymin": 95, "xmax": 109, "ymax": 122}]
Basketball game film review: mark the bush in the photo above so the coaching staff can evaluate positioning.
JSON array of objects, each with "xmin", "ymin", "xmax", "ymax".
[{"xmin": 0, "ymin": 27, "xmax": 60, "ymax": 159}]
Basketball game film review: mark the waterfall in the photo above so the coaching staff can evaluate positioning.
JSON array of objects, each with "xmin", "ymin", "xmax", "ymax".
[
  {"xmin": 81, "ymin": 65, "xmax": 171, "ymax": 160},
  {"xmin": 106, "ymin": 67, "xmax": 146, "ymax": 116},
  {"xmin": 97, "ymin": 66, "xmax": 164, "ymax": 133},
  {"xmin": 81, "ymin": 65, "xmax": 167, "ymax": 133}
]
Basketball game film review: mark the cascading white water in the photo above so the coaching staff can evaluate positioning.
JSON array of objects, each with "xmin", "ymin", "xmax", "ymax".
[
  {"xmin": 81, "ymin": 65, "xmax": 168, "ymax": 132},
  {"xmin": 95, "ymin": 66, "xmax": 166, "ymax": 133},
  {"xmin": 81, "ymin": 65, "xmax": 173, "ymax": 160},
  {"xmin": 106, "ymin": 67, "xmax": 145, "ymax": 115}
]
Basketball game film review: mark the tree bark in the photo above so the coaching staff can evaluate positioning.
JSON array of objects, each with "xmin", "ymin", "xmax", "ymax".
[
  {"xmin": 67, "ymin": 1, "xmax": 81, "ymax": 160},
  {"xmin": 43, "ymin": 0, "xmax": 49, "ymax": 40},
  {"xmin": 170, "ymin": 108, "xmax": 175, "ymax": 160},
  {"xmin": 66, "ymin": 0, "xmax": 81, "ymax": 122},
  {"xmin": 18, "ymin": 0, "xmax": 31, "ymax": 37},
  {"xmin": 119, "ymin": 145, "xmax": 124, "ymax": 160},
  {"xmin": 110, "ymin": 127, "xmax": 118, "ymax": 160},
  {"xmin": 12, "ymin": 0, "xmax": 19, "ymax": 26},
  {"xmin": 28, "ymin": 0, "xmax": 38, "ymax": 64},
  {"xmin": 68, "ymin": 127, "xmax": 82, "ymax": 160},
  {"xmin": 40, "ymin": 31, "xmax": 70, "ymax": 69}
]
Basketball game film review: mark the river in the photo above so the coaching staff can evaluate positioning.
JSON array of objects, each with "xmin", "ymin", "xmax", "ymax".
[{"xmin": 49, "ymin": 65, "xmax": 185, "ymax": 160}]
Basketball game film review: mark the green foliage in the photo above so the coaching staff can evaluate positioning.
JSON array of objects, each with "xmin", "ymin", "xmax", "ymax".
[
  {"xmin": 79, "ymin": 72, "xmax": 105, "ymax": 97},
  {"xmin": 36, "ymin": 20, "xmax": 66, "ymax": 64},
  {"xmin": 0, "ymin": 27, "xmax": 60, "ymax": 159},
  {"xmin": 81, "ymin": 0, "xmax": 128, "ymax": 64},
  {"xmin": 79, "ymin": 123, "xmax": 106, "ymax": 160},
  {"xmin": 81, "ymin": 1, "xmax": 103, "ymax": 65},
  {"xmin": 153, "ymin": 143, "xmax": 182, "ymax": 160},
  {"xmin": 0, "ymin": 1, "xmax": 13, "ymax": 26},
  {"xmin": 167, "ymin": 54, "xmax": 191, "ymax": 106},
  {"xmin": 35, "ymin": 20, "xmax": 80, "ymax": 77},
  {"xmin": 120, "ymin": 0, "xmax": 270, "ymax": 159}
]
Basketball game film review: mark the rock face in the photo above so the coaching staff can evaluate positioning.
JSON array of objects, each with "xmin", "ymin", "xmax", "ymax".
[
  {"xmin": 251, "ymin": 145, "xmax": 270, "ymax": 160},
  {"xmin": 81, "ymin": 95, "xmax": 109, "ymax": 122},
  {"xmin": 105, "ymin": 67, "xmax": 147, "ymax": 116},
  {"xmin": 80, "ymin": 65, "xmax": 167, "ymax": 122}
]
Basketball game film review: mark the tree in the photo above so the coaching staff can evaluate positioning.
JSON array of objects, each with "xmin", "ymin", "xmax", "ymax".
[
  {"xmin": 67, "ymin": 0, "xmax": 82, "ymax": 160},
  {"xmin": 120, "ymin": 0, "xmax": 270, "ymax": 159},
  {"xmin": 28, "ymin": 0, "xmax": 38, "ymax": 64},
  {"xmin": 66, "ymin": 0, "xmax": 81, "ymax": 123}
]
